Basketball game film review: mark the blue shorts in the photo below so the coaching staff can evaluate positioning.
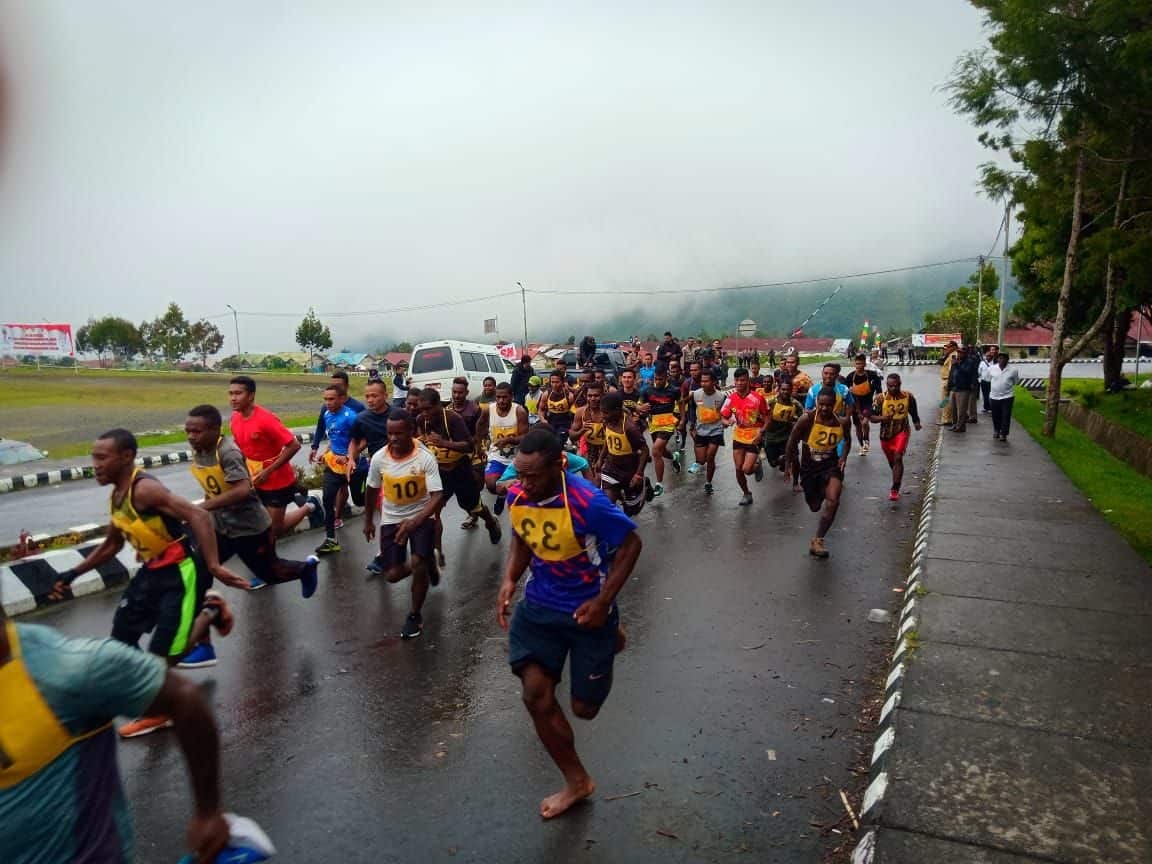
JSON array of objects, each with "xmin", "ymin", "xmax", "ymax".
[
  {"xmin": 485, "ymin": 459, "xmax": 511, "ymax": 477},
  {"xmin": 509, "ymin": 600, "xmax": 619, "ymax": 706}
]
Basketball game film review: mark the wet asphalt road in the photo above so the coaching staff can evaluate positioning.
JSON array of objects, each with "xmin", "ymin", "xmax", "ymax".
[{"xmin": 27, "ymin": 368, "xmax": 943, "ymax": 864}]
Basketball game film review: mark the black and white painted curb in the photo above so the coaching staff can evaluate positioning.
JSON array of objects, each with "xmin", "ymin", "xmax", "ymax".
[
  {"xmin": 891, "ymin": 357, "xmax": 1102, "ymax": 367},
  {"xmin": 0, "ymin": 497, "xmax": 341, "ymax": 618},
  {"xmin": 849, "ymin": 425, "xmax": 944, "ymax": 864},
  {"xmin": 0, "ymin": 432, "xmax": 315, "ymax": 495}
]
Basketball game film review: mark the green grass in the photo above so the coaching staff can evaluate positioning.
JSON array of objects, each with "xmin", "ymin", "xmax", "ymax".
[
  {"xmin": 1014, "ymin": 385, "xmax": 1152, "ymax": 564},
  {"xmin": 1062, "ymin": 376, "xmax": 1152, "ymax": 442}
]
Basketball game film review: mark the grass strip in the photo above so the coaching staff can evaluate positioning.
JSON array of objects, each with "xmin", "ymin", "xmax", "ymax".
[
  {"xmin": 1062, "ymin": 376, "xmax": 1151, "ymax": 443},
  {"xmin": 1014, "ymin": 385, "xmax": 1152, "ymax": 565}
]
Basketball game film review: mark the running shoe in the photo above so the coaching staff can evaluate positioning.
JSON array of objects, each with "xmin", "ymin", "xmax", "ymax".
[
  {"xmin": 305, "ymin": 496, "xmax": 324, "ymax": 530},
  {"xmin": 487, "ymin": 518, "xmax": 502, "ymax": 545},
  {"xmin": 671, "ymin": 450, "xmax": 682, "ymax": 473},
  {"xmin": 365, "ymin": 557, "xmax": 384, "ymax": 577},
  {"xmin": 118, "ymin": 715, "xmax": 173, "ymax": 738},
  {"xmin": 704, "ymin": 482, "xmax": 714, "ymax": 495},
  {"xmin": 861, "ymin": 441, "xmax": 870, "ymax": 454},
  {"xmin": 754, "ymin": 460, "xmax": 764, "ymax": 482},
  {"xmin": 202, "ymin": 591, "xmax": 234, "ymax": 636},
  {"xmin": 809, "ymin": 537, "xmax": 829, "ymax": 559},
  {"xmin": 494, "ymin": 494, "xmax": 505, "ymax": 516},
  {"xmin": 888, "ymin": 489, "xmax": 900, "ymax": 502},
  {"xmin": 739, "ymin": 492, "xmax": 753, "ymax": 506},
  {"xmin": 688, "ymin": 462, "xmax": 700, "ymax": 475},
  {"xmin": 247, "ymin": 576, "xmax": 268, "ymax": 591},
  {"xmin": 652, "ymin": 483, "xmax": 664, "ymax": 497},
  {"xmin": 300, "ymin": 554, "xmax": 320, "ymax": 599},
  {"xmin": 334, "ymin": 518, "xmax": 345, "ymax": 530},
  {"xmin": 315, "ymin": 537, "xmax": 341, "ymax": 555},
  {"xmin": 644, "ymin": 477, "xmax": 655, "ymax": 502},
  {"xmin": 400, "ymin": 612, "xmax": 423, "ymax": 640},
  {"xmin": 293, "ymin": 490, "xmax": 309, "ymax": 509},
  {"xmin": 177, "ymin": 643, "xmax": 217, "ymax": 669}
]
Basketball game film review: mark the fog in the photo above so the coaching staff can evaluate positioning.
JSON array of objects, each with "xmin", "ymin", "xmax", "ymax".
[{"xmin": 0, "ymin": 1, "xmax": 1001, "ymax": 352}]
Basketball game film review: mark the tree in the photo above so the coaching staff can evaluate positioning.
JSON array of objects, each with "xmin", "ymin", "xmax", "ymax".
[
  {"xmin": 923, "ymin": 263, "xmax": 1001, "ymax": 346},
  {"xmin": 947, "ymin": 0, "xmax": 1152, "ymax": 434},
  {"xmin": 296, "ymin": 308, "xmax": 333, "ymax": 358},
  {"xmin": 76, "ymin": 316, "xmax": 143, "ymax": 366},
  {"xmin": 143, "ymin": 303, "xmax": 192, "ymax": 363},
  {"xmin": 188, "ymin": 319, "xmax": 224, "ymax": 367},
  {"xmin": 388, "ymin": 341, "xmax": 413, "ymax": 353}
]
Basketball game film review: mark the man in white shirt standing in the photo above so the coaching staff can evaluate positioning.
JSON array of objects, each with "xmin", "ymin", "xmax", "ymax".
[
  {"xmin": 988, "ymin": 352, "xmax": 1020, "ymax": 442},
  {"xmin": 978, "ymin": 346, "xmax": 998, "ymax": 414},
  {"xmin": 364, "ymin": 409, "xmax": 445, "ymax": 640}
]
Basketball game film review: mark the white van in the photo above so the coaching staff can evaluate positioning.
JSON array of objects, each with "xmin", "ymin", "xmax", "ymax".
[{"xmin": 408, "ymin": 340, "xmax": 513, "ymax": 400}]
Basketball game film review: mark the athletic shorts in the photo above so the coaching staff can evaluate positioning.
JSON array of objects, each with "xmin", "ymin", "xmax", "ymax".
[
  {"xmin": 509, "ymin": 600, "xmax": 619, "ymax": 706},
  {"xmin": 732, "ymin": 440, "xmax": 760, "ymax": 454},
  {"xmin": 485, "ymin": 459, "xmax": 513, "ymax": 478},
  {"xmin": 855, "ymin": 400, "xmax": 874, "ymax": 419},
  {"xmin": 799, "ymin": 458, "xmax": 843, "ymax": 513},
  {"xmin": 257, "ymin": 484, "xmax": 299, "ymax": 510},
  {"xmin": 439, "ymin": 461, "xmax": 482, "ymax": 512},
  {"xmin": 378, "ymin": 520, "xmax": 436, "ymax": 570},
  {"xmin": 111, "ymin": 551, "xmax": 211, "ymax": 658},
  {"xmin": 348, "ymin": 466, "xmax": 368, "ymax": 507},
  {"xmin": 600, "ymin": 473, "xmax": 646, "ymax": 516},
  {"xmin": 762, "ymin": 439, "xmax": 789, "ymax": 467},
  {"xmin": 694, "ymin": 432, "xmax": 725, "ymax": 449},
  {"xmin": 881, "ymin": 430, "xmax": 910, "ymax": 457},
  {"xmin": 651, "ymin": 431, "xmax": 674, "ymax": 442}
]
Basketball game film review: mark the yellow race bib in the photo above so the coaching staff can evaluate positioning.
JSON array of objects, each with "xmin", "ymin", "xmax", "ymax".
[
  {"xmin": 605, "ymin": 426, "xmax": 633, "ymax": 456},
  {"xmin": 697, "ymin": 407, "xmax": 720, "ymax": 424},
  {"xmin": 381, "ymin": 472, "xmax": 428, "ymax": 507},
  {"xmin": 807, "ymin": 422, "xmax": 842, "ymax": 455},
  {"xmin": 509, "ymin": 476, "xmax": 585, "ymax": 562},
  {"xmin": 649, "ymin": 413, "xmax": 677, "ymax": 431},
  {"xmin": 734, "ymin": 425, "xmax": 759, "ymax": 444}
]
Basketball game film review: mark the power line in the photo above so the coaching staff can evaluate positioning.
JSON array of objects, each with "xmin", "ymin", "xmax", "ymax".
[{"xmin": 224, "ymin": 290, "xmax": 523, "ymax": 319}]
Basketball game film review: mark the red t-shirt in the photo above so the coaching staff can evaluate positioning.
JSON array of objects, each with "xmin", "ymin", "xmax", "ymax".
[
  {"xmin": 230, "ymin": 405, "xmax": 298, "ymax": 491},
  {"xmin": 722, "ymin": 390, "xmax": 768, "ymax": 444}
]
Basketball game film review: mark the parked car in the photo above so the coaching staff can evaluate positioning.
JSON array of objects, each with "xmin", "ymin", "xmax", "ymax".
[
  {"xmin": 408, "ymin": 340, "xmax": 513, "ymax": 400},
  {"xmin": 561, "ymin": 348, "xmax": 630, "ymax": 386}
]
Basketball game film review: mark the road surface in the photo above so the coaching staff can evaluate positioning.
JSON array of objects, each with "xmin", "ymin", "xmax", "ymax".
[{"xmin": 20, "ymin": 368, "xmax": 946, "ymax": 863}]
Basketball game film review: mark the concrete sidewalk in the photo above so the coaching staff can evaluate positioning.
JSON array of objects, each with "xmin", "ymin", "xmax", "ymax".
[{"xmin": 855, "ymin": 420, "xmax": 1152, "ymax": 862}]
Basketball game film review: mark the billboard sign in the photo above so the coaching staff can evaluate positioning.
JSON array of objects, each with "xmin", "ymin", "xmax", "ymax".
[
  {"xmin": 911, "ymin": 333, "xmax": 962, "ymax": 348},
  {"xmin": 0, "ymin": 323, "xmax": 75, "ymax": 357}
]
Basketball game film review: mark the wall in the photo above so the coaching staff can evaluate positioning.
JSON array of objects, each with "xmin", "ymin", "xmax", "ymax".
[{"xmin": 1060, "ymin": 401, "xmax": 1152, "ymax": 478}]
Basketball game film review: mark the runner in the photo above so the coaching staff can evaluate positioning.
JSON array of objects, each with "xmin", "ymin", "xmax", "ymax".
[
  {"xmin": 476, "ymin": 382, "xmax": 530, "ymax": 516},
  {"xmin": 596, "ymin": 391, "xmax": 651, "ymax": 515},
  {"xmin": 616, "ymin": 369, "xmax": 643, "ymax": 422},
  {"xmin": 417, "ymin": 388, "xmax": 502, "ymax": 548},
  {"xmin": 569, "ymin": 382, "xmax": 607, "ymax": 466},
  {"xmin": 363, "ymin": 409, "xmax": 445, "ymax": 640},
  {"xmin": 524, "ymin": 375, "xmax": 544, "ymax": 425},
  {"xmin": 572, "ymin": 368, "xmax": 594, "ymax": 409},
  {"xmin": 805, "ymin": 363, "xmax": 854, "ymax": 419},
  {"xmin": 228, "ymin": 375, "xmax": 320, "ymax": 540},
  {"xmin": 637, "ymin": 352, "xmax": 657, "ymax": 387},
  {"xmin": 47, "ymin": 429, "xmax": 247, "ymax": 737},
  {"xmin": 179, "ymin": 405, "xmax": 320, "ymax": 667},
  {"xmin": 478, "ymin": 376, "xmax": 498, "ymax": 407},
  {"xmin": 721, "ymin": 368, "xmax": 769, "ymax": 505},
  {"xmin": 680, "ymin": 360, "xmax": 704, "ymax": 471},
  {"xmin": 497, "ymin": 428, "xmax": 642, "ymax": 819},
  {"xmin": 688, "ymin": 369, "xmax": 726, "ymax": 494},
  {"xmin": 448, "ymin": 377, "xmax": 485, "ymax": 530},
  {"xmin": 775, "ymin": 352, "xmax": 813, "ymax": 396},
  {"xmin": 871, "ymin": 373, "xmax": 922, "ymax": 501},
  {"xmin": 762, "ymin": 378, "xmax": 801, "ymax": 484},
  {"xmin": 748, "ymin": 358, "xmax": 771, "ymax": 398},
  {"xmin": 312, "ymin": 384, "xmax": 359, "ymax": 555},
  {"xmin": 786, "ymin": 389, "xmax": 852, "ymax": 558},
  {"xmin": 843, "ymin": 354, "xmax": 883, "ymax": 454},
  {"xmin": 638, "ymin": 363, "xmax": 682, "ymax": 496},
  {"xmin": 539, "ymin": 371, "xmax": 576, "ymax": 447},
  {"xmin": 309, "ymin": 370, "xmax": 366, "ymax": 526},
  {"xmin": 348, "ymin": 378, "xmax": 392, "ymax": 511}
]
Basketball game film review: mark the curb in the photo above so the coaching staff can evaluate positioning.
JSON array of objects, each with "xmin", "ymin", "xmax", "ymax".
[
  {"xmin": 850, "ymin": 424, "xmax": 944, "ymax": 864},
  {"xmin": 890, "ymin": 357, "xmax": 1101, "ymax": 368},
  {"xmin": 0, "ymin": 498, "xmax": 346, "ymax": 618},
  {"xmin": 0, "ymin": 432, "xmax": 315, "ymax": 495}
]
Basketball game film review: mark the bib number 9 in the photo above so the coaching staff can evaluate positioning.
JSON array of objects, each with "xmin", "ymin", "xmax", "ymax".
[{"xmin": 204, "ymin": 475, "xmax": 223, "ymax": 498}]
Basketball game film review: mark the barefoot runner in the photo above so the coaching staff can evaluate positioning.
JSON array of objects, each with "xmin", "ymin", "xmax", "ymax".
[
  {"xmin": 47, "ymin": 429, "xmax": 248, "ymax": 737},
  {"xmin": 871, "ymin": 373, "xmax": 922, "ymax": 501},
  {"xmin": 786, "ymin": 389, "xmax": 852, "ymax": 559},
  {"xmin": 364, "ymin": 409, "xmax": 445, "ymax": 640},
  {"xmin": 496, "ymin": 429, "xmax": 643, "ymax": 819}
]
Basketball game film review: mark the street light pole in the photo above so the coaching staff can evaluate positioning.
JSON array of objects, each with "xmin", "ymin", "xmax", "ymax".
[
  {"xmin": 517, "ymin": 282, "xmax": 528, "ymax": 353},
  {"xmin": 226, "ymin": 304, "xmax": 241, "ymax": 366},
  {"xmin": 997, "ymin": 204, "xmax": 1011, "ymax": 349}
]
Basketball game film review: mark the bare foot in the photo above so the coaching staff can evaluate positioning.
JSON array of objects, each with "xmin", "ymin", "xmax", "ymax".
[{"xmin": 540, "ymin": 777, "xmax": 595, "ymax": 820}]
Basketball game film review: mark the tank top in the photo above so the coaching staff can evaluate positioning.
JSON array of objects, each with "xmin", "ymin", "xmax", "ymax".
[
  {"xmin": 547, "ymin": 392, "xmax": 573, "ymax": 426},
  {"xmin": 109, "ymin": 469, "xmax": 185, "ymax": 564},
  {"xmin": 878, "ymin": 392, "xmax": 912, "ymax": 439},
  {"xmin": 488, "ymin": 402, "xmax": 519, "ymax": 462},
  {"xmin": 524, "ymin": 390, "xmax": 542, "ymax": 422}
]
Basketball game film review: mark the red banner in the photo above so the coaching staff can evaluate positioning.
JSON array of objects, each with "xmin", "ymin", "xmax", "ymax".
[{"xmin": 1, "ymin": 323, "xmax": 75, "ymax": 357}]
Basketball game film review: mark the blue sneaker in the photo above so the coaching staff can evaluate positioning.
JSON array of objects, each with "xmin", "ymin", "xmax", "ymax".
[
  {"xmin": 688, "ymin": 461, "xmax": 700, "ymax": 474},
  {"xmin": 300, "ymin": 555, "xmax": 320, "ymax": 599},
  {"xmin": 178, "ymin": 643, "xmax": 217, "ymax": 669},
  {"xmin": 365, "ymin": 557, "xmax": 384, "ymax": 577},
  {"xmin": 306, "ymin": 495, "xmax": 324, "ymax": 530},
  {"xmin": 247, "ymin": 576, "xmax": 268, "ymax": 591}
]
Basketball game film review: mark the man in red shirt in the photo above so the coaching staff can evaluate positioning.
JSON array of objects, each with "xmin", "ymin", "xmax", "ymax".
[
  {"xmin": 228, "ymin": 376, "xmax": 320, "ymax": 539},
  {"xmin": 721, "ymin": 368, "xmax": 769, "ymax": 506}
]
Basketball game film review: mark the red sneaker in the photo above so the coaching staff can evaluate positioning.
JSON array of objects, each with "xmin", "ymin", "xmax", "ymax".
[{"xmin": 118, "ymin": 715, "xmax": 173, "ymax": 738}]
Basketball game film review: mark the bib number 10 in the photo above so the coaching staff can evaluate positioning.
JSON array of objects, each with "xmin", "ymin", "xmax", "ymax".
[{"xmin": 391, "ymin": 479, "xmax": 421, "ymax": 501}]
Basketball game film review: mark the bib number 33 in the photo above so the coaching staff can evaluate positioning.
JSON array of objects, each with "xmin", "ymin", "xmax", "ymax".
[{"xmin": 518, "ymin": 515, "xmax": 563, "ymax": 553}]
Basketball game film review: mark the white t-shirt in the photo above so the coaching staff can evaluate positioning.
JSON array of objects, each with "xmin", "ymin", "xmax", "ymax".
[
  {"xmin": 366, "ymin": 445, "xmax": 443, "ymax": 524},
  {"xmin": 988, "ymin": 365, "xmax": 1020, "ymax": 400}
]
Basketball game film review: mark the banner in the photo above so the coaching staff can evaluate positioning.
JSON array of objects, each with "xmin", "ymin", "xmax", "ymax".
[
  {"xmin": 483, "ymin": 317, "xmax": 498, "ymax": 335},
  {"xmin": 912, "ymin": 333, "xmax": 962, "ymax": 348},
  {"xmin": 1, "ymin": 323, "xmax": 75, "ymax": 357},
  {"xmin": 496, "ymin": 342, "xmax": 518, "ymax": 361}
]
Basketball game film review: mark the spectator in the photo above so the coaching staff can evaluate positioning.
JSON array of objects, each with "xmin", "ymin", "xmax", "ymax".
[
  {"xmin": 988, "ymin": 351, "xmax": 1020, "ymax": 441},
  {"xmin": 897, "ymin": 346, "xmax": 906, "ymax": 365},
  {"xmin": 978, "ymin": 346, "xmax": 997, "ymax": 413},
  {"xmin": 391, "ymin": 361, "xmax": 410, "ymax": 408},
  {"xmin": 577, "ymin": 336, "xmax": 597, "ymax": 368},
  {"xmin": 938, "ymin": 341, "xmax": 958, "ymax": 426},
  {"xmin": 510, "ymin": 354, "xmax": 534, "ymax": 404},
  {"xmin": 946, "ymin": 345, "xmax": 979, "ymax": 433},
  {"xmin": 656, "ymin": 331, "xmax": 683, "ymax": 366}
]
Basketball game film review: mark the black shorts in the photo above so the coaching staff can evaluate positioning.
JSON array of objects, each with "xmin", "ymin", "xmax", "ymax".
[
  {"xmin": 509, "ymin": 600, "xmax": 620, "ymax": 706},
  {"xmin": 217, "ymin": 529, "xmax": 305, "ymax": 584},
  {"xmin": 762, "ymin": 439, "xmax": 789, "ymax": 466},
  {"xmin": 348, "ymin": 466, "xmax": 369, "ymax": 507},
  {"xmin": 439, "ymin": 461, "xmax": 482, "ymax": 512},
  {"xmin": 111, "ymin": 552, "xmax": 212, "ymax": 658},
  {"xmin": 257, "ymin": 484, "xmax": 299, "ymax": 510},
  {"xmin": 800, "ymin": 458, "xmax": 843, "ymax": 512},
  {"xmin": 732, "ymin": 440, "xmax": 760, "ymax": 454},
  {"xmin": 378, "ymin": 520, "xmax": 436, "ymax": 569},
  {"xmin": 694, "ymin": 432, "xmax": 725, "ymax": 449},
  {"xmin": 651, "ymin": 431, "xmax": 674, "ymax": 442}
]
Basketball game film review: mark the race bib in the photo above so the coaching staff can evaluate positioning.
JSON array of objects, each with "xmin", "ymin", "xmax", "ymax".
[
  {"xmin": 381, "ymin": 473, "xmax": 428, "ymax": 507},
  {"xmin": 323, "ymin": 451, "xmax": 349, "ymax": 472},
  {"xmin": 649, "ymin": 413, "xmax": 677, "ymax": 431},
  {"xmin": 697, "ymin": 407, "xmax": 720, "ymax": 424},
  {"xmin": 734, "ymin": 426, "xmax": 759, "ymax": 444}
]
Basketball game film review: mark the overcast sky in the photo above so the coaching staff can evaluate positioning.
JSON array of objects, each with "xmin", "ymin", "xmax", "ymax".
[{"xmin": 0, "ymin": 1, "xmax": 1001, "ymax": 352}]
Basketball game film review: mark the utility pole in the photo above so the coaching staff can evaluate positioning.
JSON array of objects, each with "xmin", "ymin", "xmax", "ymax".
[
  {"xmin": 997, "ymin": 204, "xmax": 1011, "ymax": 349},
  {"xmin": 975, "ymin": 254, "xmax": 984, "ymax": 346},
  {"xmin": 517, "ymin": 282, "xmax": 528, "ymax": 353},
  {"xmin": 226, "ymin": 304, "xmax": 241, "ymax": 367}
]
